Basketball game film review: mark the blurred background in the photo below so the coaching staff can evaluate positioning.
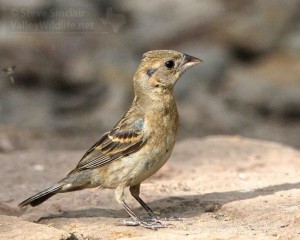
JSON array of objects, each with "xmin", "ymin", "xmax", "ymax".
[{"xmin": 0, "ymin": 0, "xmax": 300, "ymax": 151}]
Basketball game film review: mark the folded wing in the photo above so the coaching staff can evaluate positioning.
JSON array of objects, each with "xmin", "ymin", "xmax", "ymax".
[{"xmin": 69, "ymin": 120, "xmax": 146, "ymax": 174}]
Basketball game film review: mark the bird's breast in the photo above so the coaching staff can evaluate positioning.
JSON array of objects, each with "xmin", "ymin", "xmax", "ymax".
[
  {"xmin": 145, "ymin": 101, "xmax": 179, "ymax": 144},
  {"xmin": 136, "ymin": 102, "xmax": 179, "ymax": 173}
]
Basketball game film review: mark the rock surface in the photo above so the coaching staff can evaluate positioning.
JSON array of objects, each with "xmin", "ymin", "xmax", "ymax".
[
  {"xmin": 0, "ymin": 215, "xmax": 71, "ymax": 240},
  {"xmin": 0, "ymin": 135, "xmax": 299, "ymax": 239}
]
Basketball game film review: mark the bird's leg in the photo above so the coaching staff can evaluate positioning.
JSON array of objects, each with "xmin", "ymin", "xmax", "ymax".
[
  {"xmin": 115, "ymin": 184, "xmax": 167, "ymax": 229},
  {"xmin": 129, "ymin": 184, "xmax": 158, "ymax": 220},
  {"xmin": 129, "ymin": 184, "xmax": 183, "ymax": 222}
]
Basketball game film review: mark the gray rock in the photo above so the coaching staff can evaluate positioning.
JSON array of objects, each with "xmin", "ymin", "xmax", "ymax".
[
  {"xmin": 218, "ymin": 0, "xmax": 300, "ymax": 53},
  {"xmin": 119, "ymin": 0, "xmax": 225, "ymax": 49},
  {"xmin": 223, "ymin": 53, "xmax": 300, "ymax": 118}
]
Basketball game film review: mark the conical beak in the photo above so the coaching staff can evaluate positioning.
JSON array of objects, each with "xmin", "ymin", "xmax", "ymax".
[{"xmin": 178, "ymin": 53, "xmax": 202, "ymax": 74}]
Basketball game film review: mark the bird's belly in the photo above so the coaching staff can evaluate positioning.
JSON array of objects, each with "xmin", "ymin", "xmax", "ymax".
[{"xmin": 127, "ymin": 143, "xmax": 174, "ymax": 186}]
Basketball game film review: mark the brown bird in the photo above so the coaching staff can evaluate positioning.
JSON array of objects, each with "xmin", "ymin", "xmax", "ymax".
[{"xmin": 19, "ymin": 50, "xmax": 201, "ymax": 229}]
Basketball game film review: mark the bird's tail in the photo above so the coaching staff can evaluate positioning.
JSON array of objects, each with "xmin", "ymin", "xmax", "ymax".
[{"xmin": 19, "ymin": 183, "xmax": 63, "ymax": 207}]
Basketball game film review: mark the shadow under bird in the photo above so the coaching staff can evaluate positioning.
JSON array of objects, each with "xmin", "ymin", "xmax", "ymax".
[{"xmin": 19, "ymin": 50, "xmax": 201, "ymax": 229}]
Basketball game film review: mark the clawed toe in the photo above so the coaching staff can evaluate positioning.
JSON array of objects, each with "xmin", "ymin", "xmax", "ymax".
[
  {"xmin": 145, "ymin": 214, "xmax": 184, "ymax": 222},
  {"xmin": 117, "ymin": 218, "xmax": 139, "ymax": 226},
  {"xmin": 140, "ymin": 220, "xmax": 168, "ymax": 230},
  {"xmin": 117, "ymin": 217, "xmax": 171, "ymax": 230},
  {"xmin": 159, "ymin": 216, "xmax": 185, "ymax": 221}
]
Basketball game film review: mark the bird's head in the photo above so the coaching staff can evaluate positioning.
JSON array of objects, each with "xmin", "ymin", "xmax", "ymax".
[{"xmin": 133, "ymin": 50, "xmax": 201, "ymax": 98}]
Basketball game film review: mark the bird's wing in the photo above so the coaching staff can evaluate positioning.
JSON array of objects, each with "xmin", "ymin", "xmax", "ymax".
[{"xmin": 69, "ymin": 120, "xmax": 146, "ymax": 174}]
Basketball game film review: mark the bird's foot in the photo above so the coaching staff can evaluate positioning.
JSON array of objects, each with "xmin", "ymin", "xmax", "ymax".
[
  {"xmin": 117, "ymin": 217, "xmax": 173, "ymax": 230},
  {"xmin": 142, "ymin": 213, "xmax": 184, "ymax": 222},
  {"xmin": 154, "ymin": 216, "xmax": 185, "ymax": 221}
]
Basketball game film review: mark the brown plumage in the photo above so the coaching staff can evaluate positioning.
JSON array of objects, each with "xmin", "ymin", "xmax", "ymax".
[{"xmin": 19, "ymin": 50, "xmax": 201, "ymax": 229}]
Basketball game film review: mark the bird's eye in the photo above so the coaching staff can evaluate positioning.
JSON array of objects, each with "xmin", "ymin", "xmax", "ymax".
[{"xmin": 164, "ymin": 60, "xmax": 175, "ymax": 69}]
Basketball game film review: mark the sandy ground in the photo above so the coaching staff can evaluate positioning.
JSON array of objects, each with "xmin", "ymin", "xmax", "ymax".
[{"xmin": 0, "ymin": 135, "xmax": 299, "ymax": 239}]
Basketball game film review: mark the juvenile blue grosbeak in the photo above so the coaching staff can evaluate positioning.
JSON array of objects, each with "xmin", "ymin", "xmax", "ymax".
[{"xmin": 19, "ymin": 50, "xmax": 201, "ymax": 229}]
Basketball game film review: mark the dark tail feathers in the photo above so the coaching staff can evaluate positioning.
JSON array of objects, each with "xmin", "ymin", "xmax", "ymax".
[{"xmin": 19, "ymin": 183, "xmax": 63, "ymax": 207}]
